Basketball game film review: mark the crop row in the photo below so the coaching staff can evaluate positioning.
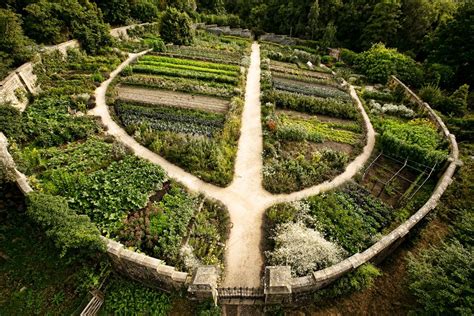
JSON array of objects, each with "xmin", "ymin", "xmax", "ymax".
[
  {"xmin": 116, "ymin": 103, "xmax": 224, "ymax": 137},
  {"xmin": 136, "ymin": 59, "xmax": 239, "ymax": 77},
  {"xmin": 139, "ymin": 55, "xmax": 240, "ymax": 72},
  {"xmin": 273, "ymin": 78, "xmax": 352, "ymax": 100},
  {"xmin": 131, "ymin": 64, "xmax": 238, "ymax": 85},
  {"xmin": 276, "ymin": 115, "xmax": 360, "ymax": 145},
  {"xmin": 263, "ymin": 90, "xmax": 357, "ymax": 119},
  {"xmin": 159, "ymin": 46, "xmax": 241, "ymax": 63},
  {"xmin": 273, "ymin": 72, "xmax": 339, "ymax": 88},
  {"xmin": 121, "ymin": 74, "xmax": 236, "ymax": 98}
]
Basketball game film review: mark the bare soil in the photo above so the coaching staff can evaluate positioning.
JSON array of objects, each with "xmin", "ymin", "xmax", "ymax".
[{"xmin": 116, "ymin": 85, "xmax": 229, "ymax": 113}]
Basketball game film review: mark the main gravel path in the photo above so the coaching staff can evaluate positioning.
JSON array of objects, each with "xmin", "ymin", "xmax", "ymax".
[{"xmin": 89, "ymin": 43, "xmax": 375, "ymax": 288}]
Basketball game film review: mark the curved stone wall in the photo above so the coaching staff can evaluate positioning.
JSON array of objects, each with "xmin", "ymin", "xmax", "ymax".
[{"xmin": 263, "ymin": 75, "xmax": 462, "ymax": 303}]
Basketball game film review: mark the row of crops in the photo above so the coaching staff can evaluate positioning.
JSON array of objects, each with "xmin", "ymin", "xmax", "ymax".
[
  {"xmin": 112, "ymin": 30, "xmax": 252, "ymax": 186},
  {"xmin": 261, "ymin": 43, "xmax": 365, "ymax": 194}
]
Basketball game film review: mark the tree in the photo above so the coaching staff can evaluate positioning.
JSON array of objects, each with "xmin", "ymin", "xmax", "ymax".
[
  {"xmin": 407, "ymin": 241, "xmax": 474, "ymax": 314},
  {"xmin": 160, "ymin": 7, "xmax": 193, "ymax": 46},
  {"xmin": 361, "ymin": 0, "xmax": 401, "ymax": 49},
  {"xmin": 428, "ymin": 2, "xmax": 474, "ymax": 87},
  {"xmin": 0, "ymin": 9, "xmax": 31, "ymax": 53},
  {"xmin": 307, "ymin": 1, "xmax": 320, "ymax": 39},
  {"xmin": 320, "ymin": 21, "xmax": 337, "ymax": 48},
  {"xmin": 94, "ymin": 0, "xmax": 131, "ymax": 26},
  {"xmin": 129, "ymin": 0, "xmax": 159, "ymax": 22},
  {"xmin": 356, "ymin": 43, "xmax": 423, "ymax": 86}
]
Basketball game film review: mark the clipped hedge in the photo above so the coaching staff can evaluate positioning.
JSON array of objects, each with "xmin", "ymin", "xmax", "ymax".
[{"xmin": 27, "ymin": 192, "xmax": 105, "ymax": 256}]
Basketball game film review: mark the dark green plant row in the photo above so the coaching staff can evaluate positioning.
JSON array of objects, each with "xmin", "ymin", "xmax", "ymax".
[
  {"xmin": 263, "ymin": 90, "xmax": 358, "ymax": 120},
  {"xmin": 116, "ymin": 102, "xmax": 225, "ymax": 137},
  {"xmin": 273, "ymin": 78, "xmax": 351, "ymax": 100}
]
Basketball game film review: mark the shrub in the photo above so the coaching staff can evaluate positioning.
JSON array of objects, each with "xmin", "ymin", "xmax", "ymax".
[
  {"xmin": 419, "ymin": 84, "xmax": 443, "ymax": 107},
  {"xmin": 267, "ymin": 221, "xmax": 346, "ymax": 276},
  {"xmin": 26, "ymin": 192, "xmax": 105, "ymax": 256},
  {"xmin": 407, "ymin": 241, "xmax": 474, "ymax": 315},
  {"xmin": 160, "ymin": 7, "xmax": 194, "ymax": 46},
  {"xmin": 313, "ymin": 264, "xmax": 382, "ymax": 302},
  {"xmin": 340, "ymin": 48, "xmax": 359, "ymax": 66},
  {"xmin": 103, "ymin": 276, "xmax": 172, "ymax": 315}
]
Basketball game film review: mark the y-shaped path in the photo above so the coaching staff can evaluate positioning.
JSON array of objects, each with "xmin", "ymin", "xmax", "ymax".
[{"xmin": 89, "ymin": 43, "xmax": 375, "ymax": 288}]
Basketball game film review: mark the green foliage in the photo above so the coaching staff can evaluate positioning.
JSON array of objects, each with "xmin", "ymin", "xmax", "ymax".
[
  {"xmin": 22, "ymin": 0, "xmax": 113, "ymax": 54},
  {"xmin": 273, "ymin": 78, "xmax": 351, "ymax": 101},
  {"xmin": 189, "ymin": 199, "xmax": 230, "ymax": 266},
  {"xmin": 116, "ymin": 102, "xmax": 225, "ymax": 137},
  {"xmin": 0, "ymin": 9, "xmax": 34, "ymax": 78},
  {"xmin": 121, "ymin": 74, "xmax": 235, "ymax": 98},
  {"xmin": 22, "ymin": 97, "xmax": 100, "ymax": 147},
  {"xmin": 0, "ymin": 103, "xmax": 24, "ymax": 140},
  {"xmin": 360, "ymin": 0, "xmax": 401, "ymax": 49},
  {"xmin": 428, "ymin": 1, "xmax": 474, "ymax": 87},
  {"xmin": 263, "ymin": 148, "xmax": 349, "ymax": 194},
  {"xmin": 407, "ymin": 241, "xmax": 473, "ymax": 315},
  {"xmin": 130, "ymin": 0, "xmax": 159, "ymax": 22},
  {"xmin": 263, "ymin": 90, "xmax": 357, "ymax": 119},
  {"xmin": 377, "ymin": 118, "xmax": 448, "ymax": 166},
  {"xmin": 118, "ymin": 183, "xmax": 196, "ymax": 263},
  {"xmin": 0, "ymin": 184, "xmax": 105, "ymax": 315},
  {"xmin": 303, "ymin": 183, "xmax": 394, "ymax": 253},
  {"xmin": 355, "ymin": 43, "xmax": 423, "ymax": 86},
  {"xmin": 26, "ymin": 192, "xmax": 105, "ymax": 256},
  {"xmin": 420, "ymin": 84, "xmax": 470, "ymax": 116},
  {"xmin": 95, "ymin": 0, "xmax": 130, "ymax": 26},
  {"xmin": 313, "ymin": 264, "xmax": 382, "ymax": 302},
  {"xmin": 103, "ymin": 276, "xmax": 172, "ymax": 315},
  {"xmin": 160, "ymin": 7, "xmax": 194, "ymax": 46},
  {"xmin": 197, "ymin": 13, "xmax": 240, "ymax": 27},
  {"xmin": 62, "ymin": 155, "xmax": 167, "ymax": 234}
]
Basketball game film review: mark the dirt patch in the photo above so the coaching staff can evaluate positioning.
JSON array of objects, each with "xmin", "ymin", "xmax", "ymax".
[
  {"xmin": 116, "ymin": 85, "xmax": 229, "ymax": 113},
  {"xmin": 282, "ymin": 140, "xmax": 354, "ymax": 158},
  {"xmin": 362, "ymin": 155, "xmax": 421, "ymax": 207},
  {"xmin": 277, "ymin": 109, "xmax": 356, "ymax": 125}
]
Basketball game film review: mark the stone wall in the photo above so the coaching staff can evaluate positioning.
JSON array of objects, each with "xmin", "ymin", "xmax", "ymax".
[
  {"xmin": 264, "ymin": 76, "xmax": 462, "ymax": 304},
  {"xmin": 202, "ymin": 24, "xmax": 252, "ymax": 38},
  {"xmin": 0, "ymin": 72, "xmax": 29, "ymax": 111}
]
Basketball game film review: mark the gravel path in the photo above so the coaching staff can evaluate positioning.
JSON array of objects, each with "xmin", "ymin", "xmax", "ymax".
[{"xmin": 89, "ymin": 44, "xmax": 375, "ymax": 288}]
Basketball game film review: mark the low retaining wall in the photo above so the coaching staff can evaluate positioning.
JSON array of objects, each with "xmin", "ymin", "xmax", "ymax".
[
  {"xmin": 263, "ymin": 76, "xmax": 462, "ymax": 303},
  {"xmin": 201, "ymin": 24, "xmax": 252, "ymax": 38}
]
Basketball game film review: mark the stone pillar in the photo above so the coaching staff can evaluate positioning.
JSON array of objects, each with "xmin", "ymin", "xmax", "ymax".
[
  {"xmin": 188, "ymin": 266, "xmax": 219, "ymax": 304},
  {"xmin": 264, "ymin": 266, "xmax": 292, "ymax": 304}
]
